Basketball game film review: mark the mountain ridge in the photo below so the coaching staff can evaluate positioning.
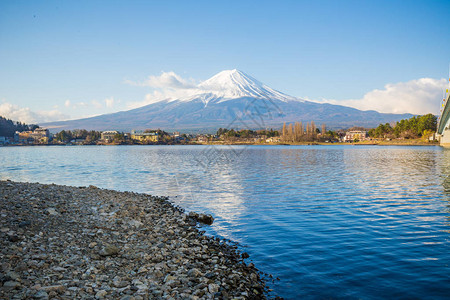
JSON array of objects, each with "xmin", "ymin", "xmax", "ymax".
[{"xmin": 43, "ymin": 70, "xmax": 413, "ymax": 132}]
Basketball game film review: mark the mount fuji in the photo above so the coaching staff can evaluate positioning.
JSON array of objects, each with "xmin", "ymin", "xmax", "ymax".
[{"xmin": 43, "ymin": 69, "xmax": 412, "ymax": 132}]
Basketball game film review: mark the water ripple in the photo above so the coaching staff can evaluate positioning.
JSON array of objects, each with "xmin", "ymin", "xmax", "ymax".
[{"xmin": 2, "ymin": 145, "xmax": 450, "ymax": 299}]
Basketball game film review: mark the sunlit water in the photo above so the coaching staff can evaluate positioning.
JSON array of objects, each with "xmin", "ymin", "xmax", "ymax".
[{"xmin": 2, "ymin": 145, "xmax": 450, "ymax": 299}]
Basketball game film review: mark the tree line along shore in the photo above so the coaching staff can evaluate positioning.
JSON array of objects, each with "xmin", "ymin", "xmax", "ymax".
[{"xmin": 0, "ymin": 114, "xmax": 438, "ymax": 146}]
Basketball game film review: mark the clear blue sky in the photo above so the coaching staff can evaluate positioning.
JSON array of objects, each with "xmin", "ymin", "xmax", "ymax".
[{"xmin": 1, "ymin": 0, "xmax": 449, "ymax": 122}]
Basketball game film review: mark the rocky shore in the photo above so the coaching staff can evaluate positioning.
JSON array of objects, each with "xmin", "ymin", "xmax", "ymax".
[{"xmin": 0, "ymin": 180, "xmax": 267, "ymax": 299}]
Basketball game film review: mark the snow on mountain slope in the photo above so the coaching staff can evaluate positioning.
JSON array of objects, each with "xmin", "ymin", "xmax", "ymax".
[
  {"xmin": 195, "ymin": 69, "xmax": 299, "ymax": 102},
  {"xmin": 168, "ymin": 69, "xmax": 300, "ymax": 106}
]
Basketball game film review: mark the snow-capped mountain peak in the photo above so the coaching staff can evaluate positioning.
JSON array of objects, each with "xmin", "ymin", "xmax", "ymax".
[{"xmin": 194, "ymin": 69, "xmax": 297, "ymax": 102}]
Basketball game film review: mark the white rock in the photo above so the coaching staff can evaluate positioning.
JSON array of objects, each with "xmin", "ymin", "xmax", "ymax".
[
  {"xmin": 46, "ymin": 208, "xmax": 59, "ymax": 215},
  {"xmin": 208, "ymin": 283, "xmax": 219, "ymax": 294},
  {"xmin": 95, "ymin": 290, "xmax": 107, "ymax": 299},
  {"xmin": 129, "ymin": 219, "xmax": 143, "ymax": 227}
]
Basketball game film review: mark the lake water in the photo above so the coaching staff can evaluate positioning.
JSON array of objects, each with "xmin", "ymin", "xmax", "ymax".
[{"xmin": 2, "ymin": 145, "xmax": 450, "ymax": 299}]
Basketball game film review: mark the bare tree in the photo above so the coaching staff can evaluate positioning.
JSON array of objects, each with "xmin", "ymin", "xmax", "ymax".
[
  {"xmin": 294, "ymin": 122, "xmax": 301, "ymax": 142},
  {"xmin": 299, "ymin": 122, "xmax": 304, "ymax": 138},
  {"xmin": 288, "ymin": 123, "xmax": 294, "ymax": 142},
  {"xmin": 311, "ymin": 121, "xmax": 316, "ymax": 138}
]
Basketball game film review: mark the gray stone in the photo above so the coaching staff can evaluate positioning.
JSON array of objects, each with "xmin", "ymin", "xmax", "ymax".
[
  {"xmin": 188, "ymin": 212, "xmax": 198, "ymax": 219},
  {"xmin": 41, "ymin": 285, "xmax": 66, "ymax": 293},
  {"xmin": 2, "ymin": 280, "xmax": 20, "ymax": 290},
  {"xmin": 33, "ymin": 290, "xmax": 49, "ymax": 300},
  {"xmin": 7, "ymin": 234, "xmax": 19, "ymax": 242},
  {"xmin": 18, "ymin": 220, "xmax": 31, "ymax": 227},
  {"xmin": 197, "ymin": 214, "xmax": 214, "ymax": 225},
  {"xmin": 98, "ymin": 244, "xmax": 119, "ymax": 256},
  {"xmin": 187, "ymin": 268, "xmax": 202, "ymax": 278},
  {"xmin": 95, "ymin": 289, "xmax": 107, "ymax": 298},
  {"xmin": 208, "ymin": 283, "xmax": 219, "ymax": 294},
  {"xmin": 128, "ymin": 219, "xmax": 143, "ymax": 227},
  {"xmin": 5, "ymin": 271, "xmax": 20, "ymax": 281},
  {"xmin": 46, "ymin": 208, "xmax": 59, "ymax": 216},
  {"xmin": 113, "ymin": 280, "xmax": 129, "ymax": 288}
]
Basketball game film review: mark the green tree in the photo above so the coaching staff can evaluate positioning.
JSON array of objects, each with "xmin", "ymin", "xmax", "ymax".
[
  {"xmin": 86, "ymin": 131, "xmax": 101, "ymax": 143},
  {"xmin": 417, "ymin": 114, "xmax": 437, "ymax": 136},
  {"xmin": 113, "ymin": 133, "xmax": 125, "ymax": 143},
  {"xmin": 56, "ymin": 130, "xmax": 72, "ymax": 142}
]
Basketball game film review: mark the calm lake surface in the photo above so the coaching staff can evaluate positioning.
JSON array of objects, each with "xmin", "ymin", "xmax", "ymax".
[{"xmin": 2, "ymin": 145, "xmax": 450, "ymax": 299}]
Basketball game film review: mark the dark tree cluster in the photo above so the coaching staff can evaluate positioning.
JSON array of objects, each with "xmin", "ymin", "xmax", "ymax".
[
  {"xmin": 217, "ymin": 128, "xmax": 258, "ymax": 139},
  {"xmin": 55, "ymin": 129, "xmax": 101, "ymax": 143},
  {"xmin": 216, "ymin": 128, "xmax": 279, "ymax": 139},
  {"xmin": 155, "ymin": 130, "xmax": 172, "ymax": 143},
  {"xmin": 0, "ymin": 116, "xmax": 39, "ymax": 137},
  {"xmin": 257, "ymin": 129, "xmax": 279, "ymax": 137}
]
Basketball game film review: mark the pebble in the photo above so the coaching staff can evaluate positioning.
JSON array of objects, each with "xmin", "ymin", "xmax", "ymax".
[
  {"xmin": 98, "ymin": 244, "xmax": 119, "ymax": 256},
  {"xmin": 46, "ymin": 208, "xmax": 59, "ymax": 216},
  {"xmin": 6, "ymin": 271, "xmax": 20, "ymax": 281},
  {"xmin": 188, "ymin": 212, "xmax": 215, "ymax": 225},
  {"xmin": 41, "ymin": 285, "xmax": 66, "ymax": 293},
  {"xmin": 33, "ymin": 290, "xmax": 49, "ymax": 299},
  {"xmin": 95, "ymin": 289, "xmax": 107, "ymax": 298},
  {"xmin": 187, "ymin": 268, "xmax": 202, "ymax": 278},
  {"xmin": 208, "ymin": 283, "xmax": 219, "ymax": 293},
  {"xmin": 18, "ymin": 220, "xmax": 31, "ymax": 227},
  {"xmin": 7, "ymin": 234, "xmax": 19, "ymax": 242},
  {"xmin": 2, "ymin": 280, "xmax": 20, "ymax": 290}
]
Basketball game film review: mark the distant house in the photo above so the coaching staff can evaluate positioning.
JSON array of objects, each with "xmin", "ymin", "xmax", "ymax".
[
  {"xmin": 29, "ymin": 128, "xmax": 50, "ymax": 143},
  {"xmin": 197, "ymin": 135, "xmax": 208, "ymax": 143},
  {"xmin": 344, "ymin": 130, "xmax": 368, "ymax": 142},
  {"xmin": 130, "ymin": 130, "xmax": 159, "ymax": 143},
  {"xmin": 15, "ymin": 131, "xmax": 31, "ymax": 144},
  {"xmin": 13, "ymin": 128, "xmax": 50, "ymax": 144},
  {"xmin": 171, "ymin": 132, "xmax": 185, "ymax": 142},
  {"xmin": 266, "ymin": 137, "xmax": 281, "ymax": 143},
  {"xmin": 33, "ymin": 128, "xmax": 50, "ymax": 138},
  {"xmin": 101, "ymin": 130, "xmax": 119, "ymax": 142}
]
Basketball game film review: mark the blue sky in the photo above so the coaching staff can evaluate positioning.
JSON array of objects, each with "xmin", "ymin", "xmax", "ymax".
[{"xmin": 0, "ymin": 0, "xmax": 449, "ymax": 123}]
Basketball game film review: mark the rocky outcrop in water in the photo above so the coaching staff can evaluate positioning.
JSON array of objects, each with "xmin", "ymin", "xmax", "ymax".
[{"xmin": 0, "ymin": 180, "xmax": 266, "ymax": 299}]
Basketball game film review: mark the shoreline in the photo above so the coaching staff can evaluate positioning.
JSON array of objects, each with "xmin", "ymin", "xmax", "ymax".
[
  {"xmin": 1, "ymin": 141, "xmax": 440, "ymax": 147},
  {"xmin": 0, "ymin": 180, "xmax": 269, "ymax": 299}
]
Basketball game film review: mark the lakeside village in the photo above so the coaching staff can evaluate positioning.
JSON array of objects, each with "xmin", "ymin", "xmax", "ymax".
[{"xmin": 0, "ymin": 114, "xmax": 438, "ymax": 146}]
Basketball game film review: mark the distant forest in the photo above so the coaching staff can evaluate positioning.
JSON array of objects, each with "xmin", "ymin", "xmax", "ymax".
[
  {"xmin": 0, "ymin": 116, "xmax": 39, "ymax": 137},
  {"xmin": 368, "ymin": 114, "xmax": 437, "ymax": 139}
]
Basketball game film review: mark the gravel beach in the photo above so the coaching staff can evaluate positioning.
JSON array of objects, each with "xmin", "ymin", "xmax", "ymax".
[{"xmin": 0, "ymin": 180, "xmax": 267, "ymax": 299}]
